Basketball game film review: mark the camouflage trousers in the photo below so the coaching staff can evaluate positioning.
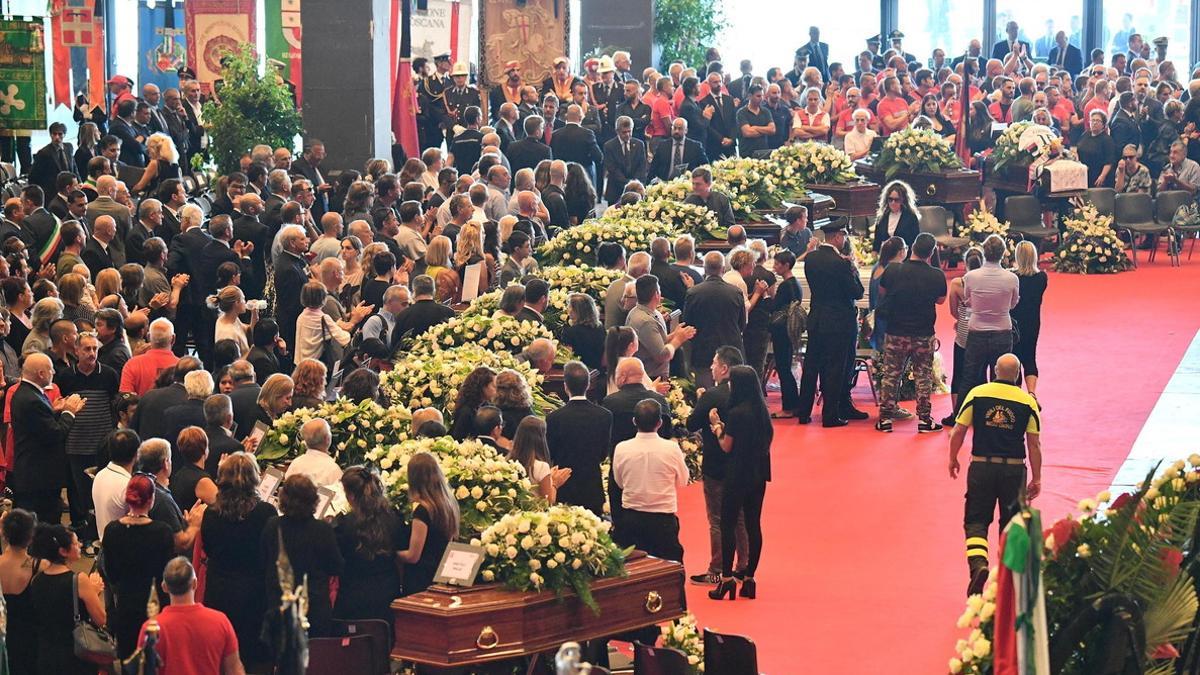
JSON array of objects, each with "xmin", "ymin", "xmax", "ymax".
[{"xmin": 878, "ymin": 334, "xmax": 936, "ymax": 419}]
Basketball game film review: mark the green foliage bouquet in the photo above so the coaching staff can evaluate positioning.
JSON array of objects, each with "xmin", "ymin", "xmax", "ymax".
[
  {"xmin": 537, "ymin": 218, "xmax": 681, "ymax": 266},
  {"xmin": 875, "ymin": 127, "xmax": 962, "ymax": 180},
  {"xmin": 602, "ymin": 199, "xmax": 722, "ymax": 240},
  {"xmin": 202, "ymin": 45, "xmax": 304, "ymax": 175},
  {"xmin": 257, "ymin": 398, "xmax": 411, "ymax": 464},
  {"xmin": 473, "ymin": 505, "xmax": 629, "ymax": 611},
  {"xmin": 710, "ymin": 156, "xmax": 783, "ymax": 219},
  {"xmin": 769, "ymin": 141, "xmax": 857, "ymax": 187}
]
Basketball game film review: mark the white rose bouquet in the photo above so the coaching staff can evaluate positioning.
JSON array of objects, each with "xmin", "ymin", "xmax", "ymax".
[
  {"xmin": 666, "ymin": 378, "xmax": 702, "ymax": 483},
  {"xmin": 710, "ymin": 156, "xmax": 783, "ymax": 219},
  {"xmin": 257, "ymin": 398, "xmax": 412, "ymax": 465},
  {"xmin": 661, "ymin": 613, "xmax": 705, "ymax": 673},
  {"xmin": 366, "ymin": 436, "xmax": 542, "ymax": 537},
  {"xmin": 383, "ymin": 343, "xmax": 561, "ymax": 415},
  {"xmin": 644, "ymin": 177, "xmax": 693, "ymax": 202},
  {"xmin": 991, "ymin": 121, "xmax": 1069, "ymax": 174},
  {"xmin": 963, "ymin": 207, "xmax": 1011, "ymax": 243},
  {"xmin": 603, "ymin": 199, "xmax": 723, "ymax": 240},
  {"xmin": 875, "ymin": 128, "xmax": 962, "ymax": 180},
  {"xmin": 769, "ymin": 141, "xmax": 857, "ymax": 188},
  {"xmin": 462, "ymin": 287, "xmax": 572, "ymax": 336},
  {"xmin": 1054, "ymin": 203, "xmax": 1133, "ymax": 274},
  {"xmin": 851, "ymin": 234, "xmax": 879, "ymax": 267},
  {"xmin": 473, "ymin": 505, "xmax": 629, "ymax": 612},
  {"xmin": 539, "ymin": 265, "xmax": 628, "ymax": 304},
  {"xmin": 405, "ymin": 314, "xmax": 556, "ymax": 356},
  {"xmin": 537, "ymin": 218, "xmax": 682, "ymax": 266}
]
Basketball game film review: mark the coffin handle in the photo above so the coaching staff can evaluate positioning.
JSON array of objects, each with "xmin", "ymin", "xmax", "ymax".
[
  {"xmin": 926, "ymin": 184, "xmax": 937, "ymax": 197},
  {"xmin": 826, "ymin": 197, "xmax": 837, "ymax": 212},
  {"xmin": 476, "ymin": 625, "xmax": 500, "ymax": 649},
  {"xmin": 645, "ymin": 591, "xmax": 663, "ymax": 614}
]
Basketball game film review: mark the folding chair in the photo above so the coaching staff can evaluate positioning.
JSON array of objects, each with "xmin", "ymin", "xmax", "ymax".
[
  {"xmin": 918, "ymin": 205, "xmax": 969, "ymax": 266},
  {"xmin": 703, "ymin": 628, "xmax": 760, "ymax": 675},
  {"xmin": 1004, "ymin": 195, "xmax": 1059, "ymax": 251},
  {"xmin": 1115, "ymin": 192, "xmax": 1171, "ymax": 266},
  {"xmin": 307, "ymin": 635, "xmax": 374, "ymax": 675},
  {"xmin": 633, "ymin": 642, "xmax": 692, "ymax": 675},
  {"xmin": 1155, "ymin": 190, "xmax": 1194, "ymax": 262},
  {"xmin": 332, "ymin": 619, "xmax": 391, "ymax": 674},
  {"xmin": 1087, "ymin": 187, "xmax": 1116, "ymax": 216}
]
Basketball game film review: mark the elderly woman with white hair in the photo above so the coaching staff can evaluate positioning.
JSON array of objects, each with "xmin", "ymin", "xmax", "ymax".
[
  {"xmin": 131, "ymin": 132, "xmax": 182, "ymax": 194},
  {"xmin": 22, "ymin": 296, "xmax": 63, "ymax": 355},
  {"xmin": 843, "ymin": 108, "xmax": 877, "ymax": 161}
]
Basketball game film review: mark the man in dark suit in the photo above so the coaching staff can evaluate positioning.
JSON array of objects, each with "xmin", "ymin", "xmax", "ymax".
[
  {"xmin": 290, "ymin": 140, "xmax": 330, "ymax": 219},
  {"xmin": 273, "ymin": 225, "xmax": 311, "ymax": 367},
  {"xmin": 992, "ymin": 21, "xmax": 1034, "ymax": 67},
  {"xmin": 81, "ymin": 214, "xmax": 120, "ymax": 273},
  {"xmin": 28, "ymin": 122, "xmax": 76, "ymax": 198},
  {"xmin": 728, "ymin": 61, "xmax": 755, "ymax": 105},
  {"xmin": 603, "ymin": 116, "xmax": 648, "ymax": 204},
  {"xmin": 391, "ymin": 274, "xmax": 456, "ymax": 347},
  {"xmin": 546, "ymin": 361, "xmax": 611, "ymax": 515},
  {"xmin": 514, "ymin": 278, "xmax": 549, "ymax": 325},
  {"xmin": 260, "ymin": 170, "xmax": 291, "ymax": 235},
  {"xmin": 19, "ymin": 185, "xmax": 58, "ymax": 270},
  {"xmin": 541, "ymin": 161, "xmax": 571, "ymax": 229},
  {"xmin": 165, "ymin": 206, "xmax": 212, "ymax": 357},
  {"xmin": 591, "ymin": 57, "xmax": 623, "ymax": 142},
  {"xmin": 678, "ymin": 77, "xmax": 711, "ymax": 148},
  {"xmin": 800, "ymin": 27, "xmax": 831, "ymax": 81},
  {"xmin": 131, "ymin": 356, "xmax": 201, "ymax": 442},
  {"xmin": 162, "ymin": 372, "xmax": 209, "ymax": 461},
  {"xmin": 698, "ymin": 71, "xmax": 737, "ymax": 160},
  {"xmin": 450, "ymin": 106, "xmax": 485, "ymax": 176},
  {"xmin": 550, "ymin": 104, "xmax": 604, "ymax": 186},
  {"xmin": 231, "ymin": 194, "xmax": 271, "ymax": 299},
  {"xmin": 196, "ymin": 215, "xmax": 253, "ymax": 299},
  {"xmin": 601, "ymin": 358, "xmax": 673, "ymax": 542},
  {"xmin": 649, "ymin": 118, "xmax": 708, "ymax": 183},
  {"xmin": 494, "ymin": 103, "xmax": 519, "ymax": 151},
  {"xmin": 203, "ymin": 393, "xmax": 244, "ymax": 475},
  {"xmin": 227, "ymin": 360, "xmax": 262, "ymax": 441},
  {"xmin": 110, "ymin": 99, "xmax": 148, "ymax": 168},
  {"xmin": 796, "ymin": 222, "xmax": 865, "ymax": 428},
  {"xmin": 681, "ymin": 251, "xmax": 746, "ymax": 388},
  {"xmin": 613, "ymin": 80, "xmax": 652, "ymax": 141},
  {"xmin": 507, "ymin": 115, "xmax": 553, "ymax": 177},
  {"xmin": 10, "ymin": 353, "xmax": 86, "ymax": 523},
  {"xmin": 1046, "ymin": 31, "xmax": 1083, "ymax": 75}
]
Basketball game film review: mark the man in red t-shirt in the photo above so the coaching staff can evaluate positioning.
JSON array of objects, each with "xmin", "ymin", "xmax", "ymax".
[
  {"xmin": 876, "ymin": 76, "xmax": 912, "ymax": 135},
  {"xmin": 646, "ymin": 77, "xmax": 676, "ymax": 142},
  {"xmin": 834, "ymin": 87, "xmax": 866, "ymax": 140},
  {"xmin": 140, "ymin": 557, "xmax": 244, "ymax": 675},
  {"xmin": 987, "ymin": 76, "xmax": 1016, "ymax": 123}
]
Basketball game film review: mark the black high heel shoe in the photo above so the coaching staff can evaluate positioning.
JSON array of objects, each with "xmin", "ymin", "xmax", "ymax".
[
  {"xmin": 738, "ymin": 577, "xmax": 756, "ymax": 599},
  {"xmin": 708, "ymin": 577, "xmax": 737, "ymax": 600}
]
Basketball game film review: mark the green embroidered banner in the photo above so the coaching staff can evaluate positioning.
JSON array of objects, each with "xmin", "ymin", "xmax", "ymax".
[{"xmin": 0, "ymin": 19, "xmax": 48, "ymax": 130}]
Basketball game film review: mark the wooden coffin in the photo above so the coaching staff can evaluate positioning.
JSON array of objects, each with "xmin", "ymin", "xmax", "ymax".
[
  {"xmin": 390, "ymin": 553, "xmax": 686, "ymax": 667},
  {"xmin": 808, "ymin": 181, "xmax": 882, "ymax": 217},
  {"xmin": 854, "ymin": 160, "xmax": 982, "ymax": 205},
  {"xmin": 983, "ymin": 156, "xmax": 1032, "ymax": 194},
  {"xmin": 541, "ymin": 367, "xmax": 601, "ymax": 401}
]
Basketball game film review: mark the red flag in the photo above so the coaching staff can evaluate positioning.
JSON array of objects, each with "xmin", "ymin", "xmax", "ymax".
[
  {"xmin": 50, "ymin": 0, "xmax": 72, "ymax": 107},
  {"xmin": 87, "ymin": 17, "xmax": 106, "ymax": 106},
  {"xmin": 955, "ymin": 55, "xmax": 972, "ymax": 163},
  {"xmin": 391, "ymin": 0, "xmax": 419, "ymax": 158}
]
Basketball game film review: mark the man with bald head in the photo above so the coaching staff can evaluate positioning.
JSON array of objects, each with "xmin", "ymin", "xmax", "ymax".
[
  {"xmin": 949, "ymin": 352, "xmax": 1042, "ymax": 595},
  {"xmin": 83, "ymin": 214, "xmax": 121, "ymax": 272},
  {"xmin": 495, "ymin": 102, "xmax": 519, "ymax": 149},
  {"xmin": 682, "ymin": 250, "xmax": 746, "ymax": 388},
  {"xmin": 649, "ymin": 117, "xmax": 706, "ymax": 182},
  {"xmin": 309, "ymin": 212, "xmax": 344, "ymax": 263},
  {"xmin": 86, "ymin": 173, "xmax": 133, "ymax": 255},
  {"xmin": 541, "ymin": 160, "xmax": 571, "ymax": 228},
  {"xmin": 11, "ymin": 351, "xmax": 86, "ymax": 522},
  {"xmin": 550, "ymin": 104, "xmax": 604, "ymax": 195},
  {"xmin": 232, "ymin": 193, "xmax": 270, "ymax": 298}
]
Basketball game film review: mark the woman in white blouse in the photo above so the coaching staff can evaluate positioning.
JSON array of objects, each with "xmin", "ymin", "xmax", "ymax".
[
  {"xmin": 294, "ymin": 281, "xmax": 373, "ymax": 363},
  {"xmin": 843, "ymin": 108, "xmax": 878, "ymax": 160},
  {"xmin": 213, "ymin": 286, "xmax": 256, "ymax": 356}
]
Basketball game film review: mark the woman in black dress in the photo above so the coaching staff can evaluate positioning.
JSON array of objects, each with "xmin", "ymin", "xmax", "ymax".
[
  {"xmin": 333, "ymin": 466, "xmax": 408, "ymax": 623},
  {"xmin": 0, "ymin": 509, "xmax": 40, "ymax": 673},
  {"xmin": 131, "ymin": 133, "xmax": 183, "ymax": 195},
  {"xmin": 1011, "ymin": 240, "xmax": 1048, "ymax": 396},
  {"xmin": 262, "ymin": 475, "xmax": 344, "ymax": 637},
  {"xmin": 201, "ymin": 452, "xmax": 277, "ymax": 669},
  {"xmin": 101, "ymin": 473, "xmax": 175, "ymax": 658},
  {"xmin": 561, "ymin": 293, "xmax": 605, "ymax": 371},
  {"xmin": 73, "ymin": 121, "xmax": 100, "ymax": 177},
  {"xmin": 28, "ymin": 523, "xmax": 107, "ymax": 675},
  {"xmin": 564, "ymin": 162, "xmax": 598, "ymax": 225},
  {"xmin": 398, "ymin": 452, "xmax": 459, "ymax": 596},
  {"xmin": 450, "ymin": 366, "xmax": 497, "ymax": 441},
  {"xmin": 707, "ymin": 365, "xmax": 773, "ymax": 601},
  {"xmin": 872, "ymin": 180, "xmax": 921, "ymax": 251},
  {"xmin": 768, "ymin": 250, "xmax": 804, "ymax": 418}
]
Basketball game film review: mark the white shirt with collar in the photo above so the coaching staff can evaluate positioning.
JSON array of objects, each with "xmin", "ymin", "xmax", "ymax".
[
  {"xmin": 284, "ymin": 448, "xmax": 344, "ymax": 488},
  {"xmin": 613, "ymin": 431, "xmax": 689, "ymax": 513},
  {"xmin": 92, "ymin": 462, "xmax": 132, "ymax": 540}
]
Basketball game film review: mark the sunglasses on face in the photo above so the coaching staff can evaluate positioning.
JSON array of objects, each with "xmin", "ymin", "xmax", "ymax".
[{"xmin": 887, "ymin": 196, "xmax": 902, "ymax": 202}]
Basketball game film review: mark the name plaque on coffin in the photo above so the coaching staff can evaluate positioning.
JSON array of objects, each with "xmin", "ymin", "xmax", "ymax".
[
  {"xmin": 807, "ymin": 181, "xmax": 882, "ymax": 218},
  {"xmin": 854, "ymin": 160, "xmax": 982, "ymax": 205},
  {"xmin": 390, "ymin": 553, "xmax": 686, "ymax": 667}
]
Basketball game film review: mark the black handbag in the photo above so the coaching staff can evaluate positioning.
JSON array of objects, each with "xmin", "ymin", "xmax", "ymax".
[
  {"xmin": 317, "ymin": 316, "xmax": 341, "ymax": 373},
  {"xmin": 72, "ymin": 572, "xmax": 118, "ymax": 665}
]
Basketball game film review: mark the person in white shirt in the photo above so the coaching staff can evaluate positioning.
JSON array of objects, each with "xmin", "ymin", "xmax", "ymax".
[
  {"xmin": 284, "ymin": 418, "xmax": 343, "ymax": 487},
  {"xmin": 612, "ymin": 398, "xmax": 689, "ymax": 562},
  {"xmin": 843, "ymin": 108, "xmax": 878, "ymax": 160},
  {"xmin": 91, "ymin": 429, "xmax": 140, "ymax": 541},
  {"xmin": 308, "ymin": 212, "xmax": 344, "ymax": 263},
  {"xmin": 294, "ymin": 281, "xmax": 371, "ymax": 363},
  {"xmin": 393, "ymin": 200, "xmax": 429, "ymax": 263},
  {"xmin": 420, "ymin": 148, "xmax": 443, "ymax": 191}
]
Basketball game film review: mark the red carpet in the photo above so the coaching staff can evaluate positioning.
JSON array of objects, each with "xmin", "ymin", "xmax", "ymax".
[{"xmin": 674, "ymin": 260, "xmax": 1200, "ymax": 674}]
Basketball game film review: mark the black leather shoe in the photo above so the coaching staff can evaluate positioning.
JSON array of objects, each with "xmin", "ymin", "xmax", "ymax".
[
  {"xmin": 841, "ymin": 407, "xmax": 869, "ymax": 421},
  {"xmin": 822, "ymin": 419, "xmax": 849, "ymax": 428},
  {"xmin": 796, "ymin": 415, "xmax": 812, "ymax": 425}
]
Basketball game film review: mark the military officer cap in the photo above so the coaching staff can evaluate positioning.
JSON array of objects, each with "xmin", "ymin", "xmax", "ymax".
[
  {"xmin": 867, "ymin": 35, "xmax": 882, "ymax": 45},
  {"xmin": 818, "ymin": 218, "xmax": 850, "ymax": 234},
  {"xmin": 434, "ymin": 53, "xmax": 451, "ymax": 63},
  {"xmin": 889, "ymin": 30, "xmax": 905, "ymax": 40},
  {"xmin": 1153, "ymin": 36, "xmax": 1169, "ymax": 48}
]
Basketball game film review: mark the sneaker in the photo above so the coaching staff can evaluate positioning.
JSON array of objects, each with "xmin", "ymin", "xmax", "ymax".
[
  {"xmin": 874, "ymin": 418, "xmax": 893, "ymax": 433},
  {"xmin": 893, "ymin": 406, "xmax": 915, "ymax": 420},
  {"xmin": 918, "ymin": 417, "xmax": 944, "ymax": 433},
  {"xmin": 689, "ymin": 572, "xmax": 720, "ymax": 585}
]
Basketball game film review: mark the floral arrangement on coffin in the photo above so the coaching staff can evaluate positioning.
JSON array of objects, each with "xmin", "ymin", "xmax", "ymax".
[
  {"xmin": 537, "ymin": 218, "xmax": 681, "ymax": 266},
  {"xmin": 962, "ymin": 206, "xmax": 1011, "ymax": 243},
  {"xmin": 991, "ymin": 121, "xmax": 1064, "ymax": 174},
  {"xmin": 1053, "ymin": 203, "xmax": 1133, "ymax": 274},
  {"xmin": 850, "ymin": 234, "xmax": 878, "ymax": 267},
  {"xmin": 383, "ymin": 343, "xmax": 561, "ymax": 416},
  {"xmin": 539, "ymin": 265, "xmax": 628, "ymax": 304},
  {"xmin": 661, "ymin": 613, "xmax": 705, "ymax": 673},
  {"xmin": 644, "ymin": 177, "xmax": 693, "ymax": 203},
  {"xmin": 365, "ymin": 436, "xmax": 543, "ymax": 537},
  {"xmin": 947, "ymin": 458, "xmax": 1200, "ymax": 674},
  {"xmin": 256, "ymin": 399, "xmax": 412, "ymax": 464},
  {"xmin": 461, "ymin": 288, "xmax": 572, "ymax": 336},
  {"xmin": 602, "ymin": 199, "xmax": 724, "ymax": 241},
  {"xmin": 709, "ymin": 157, "xmax": 783, "ymax": 220},
  {"xmin": 405, "ymin": 314, "xmax": 556, "ymax": 357},
  {"xmin": 472, "ymin": 505, "xmax": 629, "ymax": 612},
  {"xmin": 875, "ymin": 127, "xmax": 963, "ymax": 181},
  {"xmin": 666, "ymin": 378, "xmax": 702, "ymax": 483},
  {"xmin": 769, "ymin": 141, "xmax": 857, "ymax": 187}
]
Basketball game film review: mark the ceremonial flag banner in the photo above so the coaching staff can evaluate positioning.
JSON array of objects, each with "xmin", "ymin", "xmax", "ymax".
[
  {"xmin": 479, "ymin": 0, "xmax": 568, "ymax": 87},
  {"xmin": 59, "ymin": 2, "xmax": 94, "ymax": 46},
  {"xmin": 185, "ymin": 0, "xmax": 257, "ymax": 95},
  {"xmin": 0, "ymin": 19, "xmax": 48, "ymax": 130},
  {"xmin": 264, "ymin": 0, "xmax": 302, "ymax": 103},
  {"xmin": 139, "ymin": 0, "xmax": 187, "ymax": 92}
]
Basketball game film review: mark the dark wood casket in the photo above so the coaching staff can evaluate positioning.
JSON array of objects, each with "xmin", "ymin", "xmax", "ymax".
[
  {"xmin": 854, "ymin": 160, "xmax": 982, "ymax": 205},
  {"xmin": 699, "ymin": 192, "xmax": 835, "ymax": 252},
  {"xmin": 808, "ymin": 181, "xmax": 882, "ymax": 217},
  {"xmin": 390, "ymin": 553, "xmax": 686, "ymax": 668}
]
